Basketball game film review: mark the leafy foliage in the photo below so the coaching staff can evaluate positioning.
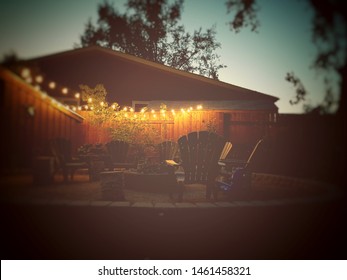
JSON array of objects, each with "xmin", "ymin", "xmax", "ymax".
[
  {"xmin": 79, "ymin": 84, "xmax": 161, "ymax": 147},
  {"xmin": 79, "ymin": 0, "xmax": 225, "ymax": 79},
  {"xmin": 225, "ymin": 0, "xmax": 260, "ymax": 33}
]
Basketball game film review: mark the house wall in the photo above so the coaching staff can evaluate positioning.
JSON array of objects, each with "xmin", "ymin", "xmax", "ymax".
[{"xmin": 0, "ymin": 68, "xmax": 84, "ymax": 169}]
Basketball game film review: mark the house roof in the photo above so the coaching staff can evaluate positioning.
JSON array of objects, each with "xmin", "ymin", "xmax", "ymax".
[
  {"xmin": 142, "ymin": 100, "xmax": 278, "ymax": 111},
  {"xmin": 21, "ymin": 46, "xmax": 278, "ymax": 107}
]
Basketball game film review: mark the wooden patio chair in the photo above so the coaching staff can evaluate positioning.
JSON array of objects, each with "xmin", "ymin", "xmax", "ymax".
[
  {"xmin": 158, "ymin": 141, "xmax": 178, "ymax": 163},
  {"xmin": 215, "ymin": 138, "xmax": 264, "ymax": 197},
  {"xmin": 166, "ymin": 131, "xmax": 227, "ymax": 200},
  {"xmin": 105, "ymin": 140, "xmax": 136, "ymax": 169},
  {"xmin": 50, "ymin": 138, "xmax": 89, "ymax": 182}
]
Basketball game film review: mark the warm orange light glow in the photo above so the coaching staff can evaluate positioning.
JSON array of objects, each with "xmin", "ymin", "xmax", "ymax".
[
  {"xmin": 35, "ymin": 75, "xmax": 43, "ymax": 83},
  {"xmin": 125, "ymin": 113, "xmax": 128, "ymax": 117},
  {"xmin": 21, "ymin": 68, "xmax": 30, "ymax": 78},
  {"xmin": 100, "ymin": 101, "xmax": 104, "ymax": 106},
  {"xmin": 151, "ymin": 109, "xmax": 155, "ymax": 114},
  {"xmin": 84, "ymin": 105, "xmax": 89, "ymax": 110},
  {"xmin": 75, "ymin": 93, "xmax": 80, "ymax": 99},
  {"xmin": 25, "ymin": 77, "xmax": 32, "ymax": 84},
  {"xmin": 140, "ymin": 108, "xmax": 145, "ymax": 113},
  {"xmin": 78, "ymin": 106, "xmax": 82, "ymax": 110},
  {"xmin": 123, "ymin": 107, "xmax": 128, "ymax": 111},
  {"xmin": 130, "ymin": 107, "xmax": 134, "ymax": 112},
  {"xmin": 197, "ymin": 105, "xmax": 203, "ymax": 110},
  {"xmin": 62, "ymin": 87, "xmax": 68, "ymax": 94},
  {"xmin": 88, "ymin": 98, "xmax": 92, "ymax": 103},
  {"xmin": 49, "ymin": 82, "xmax": 56, "ymax": 89},
  {"xmin": 112, "ymin": 104, "xmax": 116, "ymax": 109}
]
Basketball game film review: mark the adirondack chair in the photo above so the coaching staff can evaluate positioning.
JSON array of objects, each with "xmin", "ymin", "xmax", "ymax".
[
  {"xmin": 158, "ymin": 141, "xmax": 178, "ymax": 162},
  {"xmin": 105, "ymin": 140, "xmax": 136, "ymax": 169},
  {"xmin": 215, "ymin": 138, "xmax": 264, "ymax": 197},
  {"xmin": 50, "ymin": 138, "xmax": 89, "ymax": 182},
  {"xmin": 166, "ymin": 131, "xmax": 226, "ymax": 200}
]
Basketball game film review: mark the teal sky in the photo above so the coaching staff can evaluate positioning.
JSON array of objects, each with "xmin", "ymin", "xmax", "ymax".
[{"xmin": 0, "ymin": 0, "xmax": 332, "ymax": 113}]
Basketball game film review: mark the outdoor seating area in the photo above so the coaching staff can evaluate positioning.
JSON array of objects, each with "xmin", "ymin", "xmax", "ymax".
[{"xmin": 27, "ymin": 131, "xmax": 275, "ymax": 203}]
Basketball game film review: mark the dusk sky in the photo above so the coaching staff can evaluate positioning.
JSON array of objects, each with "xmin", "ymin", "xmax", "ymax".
[{"xmin": 0, "ymin": 0, "xmax": 332, "ymax": 113}]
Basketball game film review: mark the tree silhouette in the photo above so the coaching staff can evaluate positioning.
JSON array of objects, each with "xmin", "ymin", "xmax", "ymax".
[
  {"xmin": 225, "ymin": 0, "xmax": 346, "ymax": 116},
  {"xmin": 79, "ymin": 0, "xmax": 225, "ymax": 79},
  {"xmin": 226, "ymin": 0, "xmax": 347, "ymax": 186}
]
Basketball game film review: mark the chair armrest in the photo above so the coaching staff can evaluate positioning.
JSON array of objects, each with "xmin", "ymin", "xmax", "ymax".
[{"xmin": 165, "ymin": 160, "xmax": 181, "ymax": 167}]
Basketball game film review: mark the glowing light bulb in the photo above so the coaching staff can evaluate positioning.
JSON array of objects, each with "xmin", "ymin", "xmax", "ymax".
[
  {"xmin": 100, "ymin": 101, "xmax": 104, "ymax": 106},
  {"xmin": 112, "ymin": 104, "xmax": 116, "ymax": 109},
  {"xmin": 75, "ymin": 93, "xmax": 80, "ymax": 99},
  {"xmin": 123, "ymin": 107, "xmax": 128, "ymax": 111},
  {"xmin": 21, "ymin": 68, "xmax": 30, "ymax": 78},
  {"xmin": 88, "ymin": 98, "xmax": 92, "ymax": 103},
  {"xmin": 130, "ymin": 108, "xmax": 134, "ymax": 112},
  {"xmin": 49, "ymin": 82, "xmax": 56, "ymax": 89},
  {"xmin": 151, "ymin": 109, "xmax": 155, "ymax": 114},
  {"xmin": 35, "ymin": 75, "xmax": 43, "ymax": 83},
  {"xmin": 62, "ymin": 88, "xmax": 68, "ymax": 94}
]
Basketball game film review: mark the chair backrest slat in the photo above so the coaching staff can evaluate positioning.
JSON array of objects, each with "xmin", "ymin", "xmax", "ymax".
[
  {"xmin": 178, "ymin": 131, "xmax": 225, "ymax": 183},
  {"xmin": 158, "ymin": 141, "xmax": 178, "ymax": 162}
]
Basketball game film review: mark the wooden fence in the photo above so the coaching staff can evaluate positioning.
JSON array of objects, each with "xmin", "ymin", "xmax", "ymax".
[
  {"xmin": 0, "ymin": 68, "xmax": 85, "ymax": 169},
  {"xmin": 78, "ymin": 110, "xmax": 274, "ymax": 145}
]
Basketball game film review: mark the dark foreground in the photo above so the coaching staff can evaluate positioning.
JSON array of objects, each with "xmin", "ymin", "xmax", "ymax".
[{"xmin": 1, "ymin": 196, "xmax": 346, "ymax": 260}]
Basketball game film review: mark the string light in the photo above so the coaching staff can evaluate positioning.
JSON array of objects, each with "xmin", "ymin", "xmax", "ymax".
[
  {"xmin": 21, "ymin": 68, "xmax": 30, "ymax": 78},
  {"xmin": 49, "ymin": 82, "xmax": 56, "ymax": 89},
  {"xmin": 35, "ymin": 75, "xmax": 43, "ymax": 83},
  {"xmin": 18, "ymin": 66, "xmax": 206, "ymax": 118}
]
